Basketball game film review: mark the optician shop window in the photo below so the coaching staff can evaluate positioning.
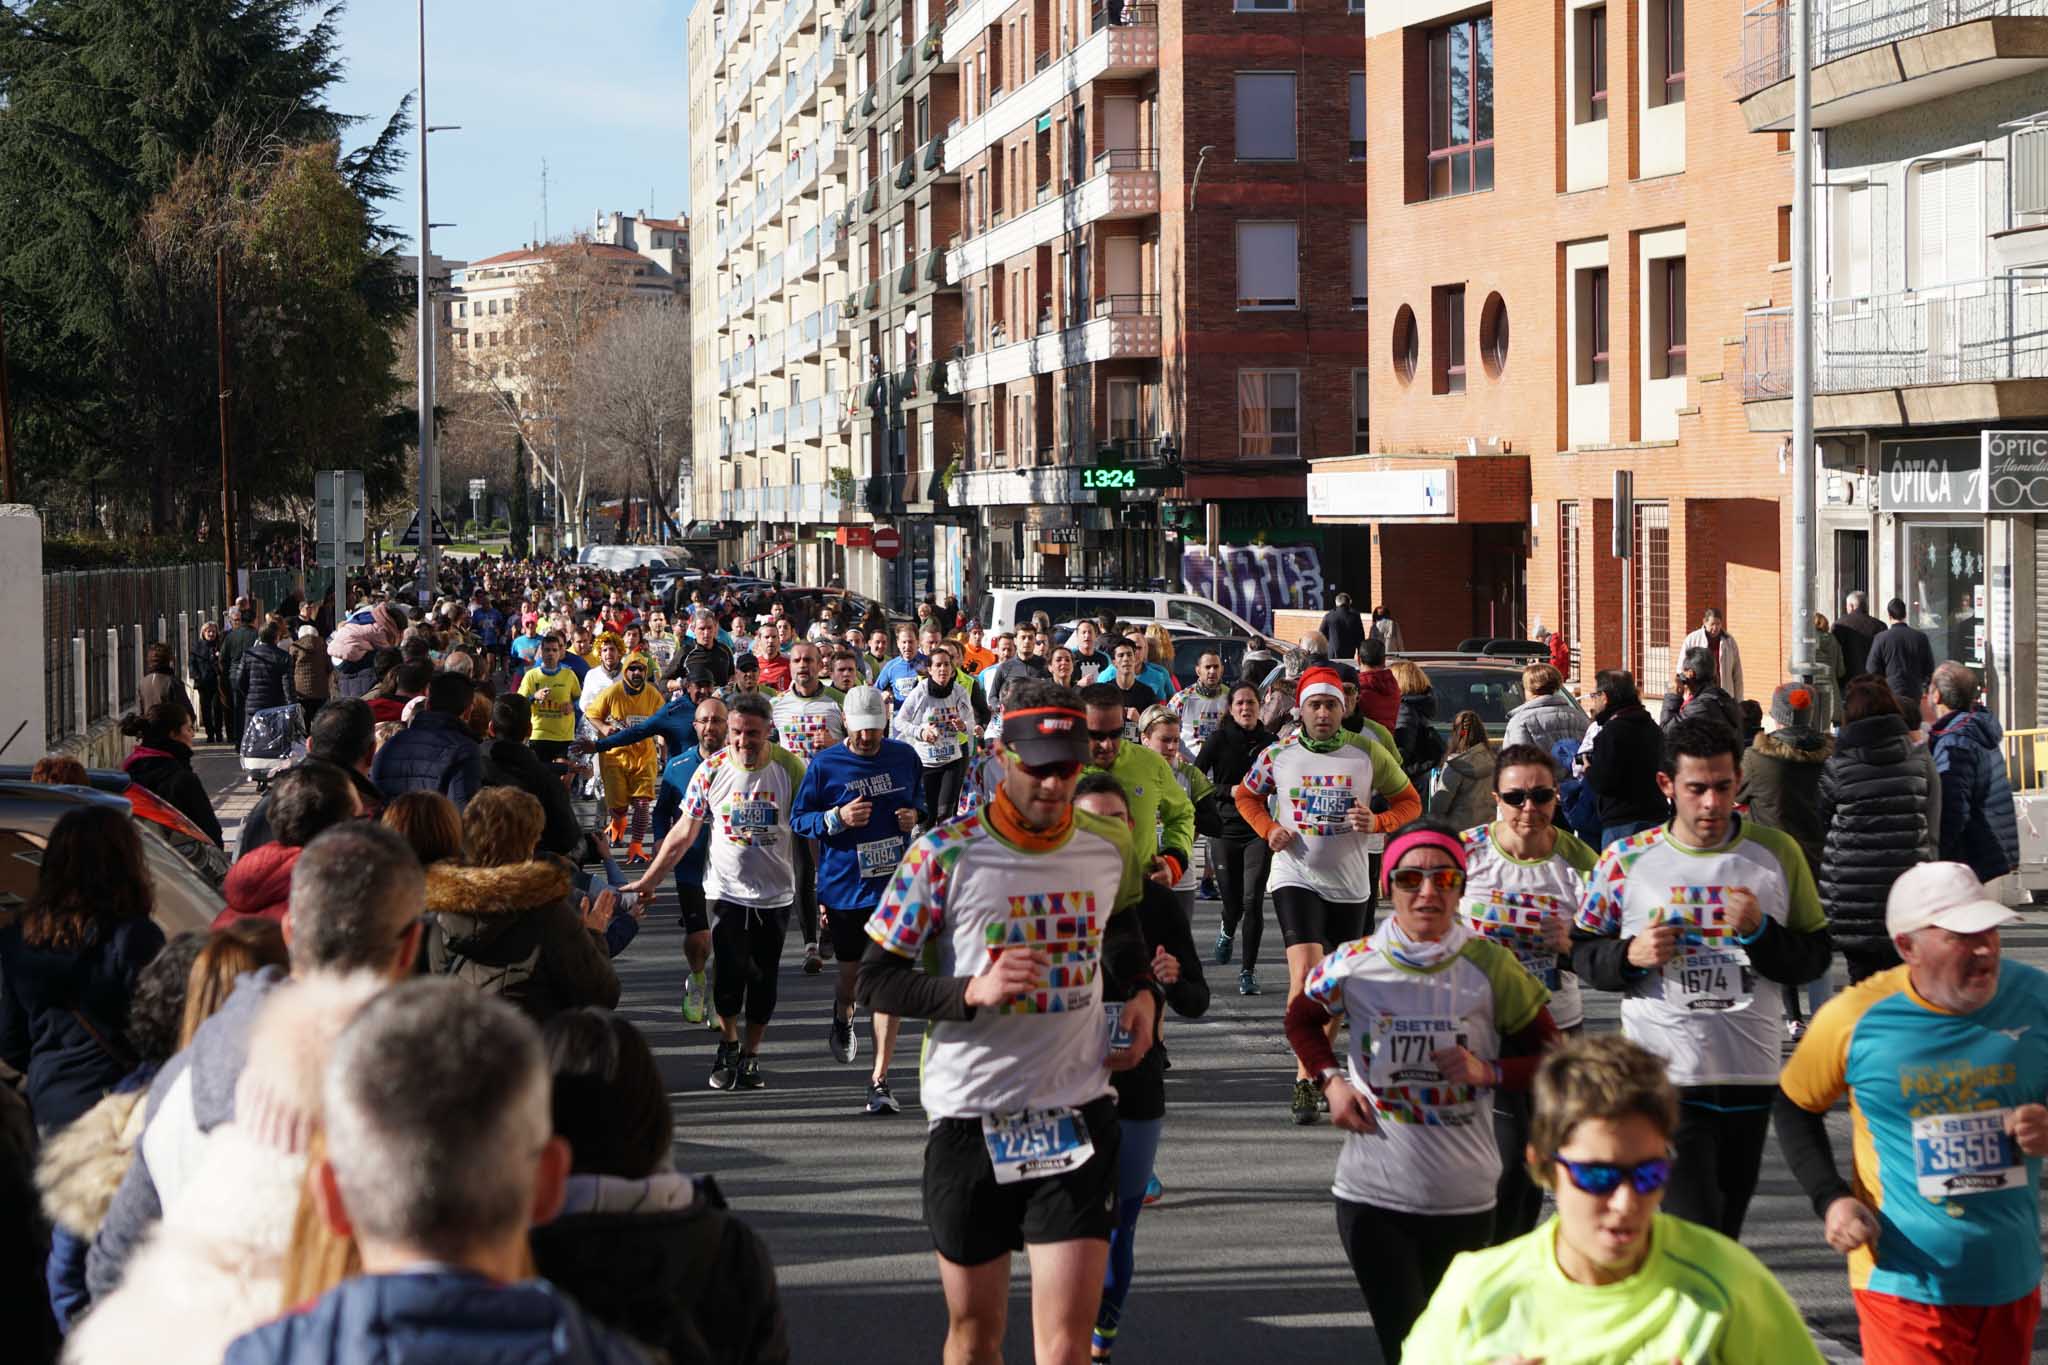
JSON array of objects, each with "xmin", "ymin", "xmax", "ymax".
[{"xmin": 1902, "ymin": 520, "xmax": 1985, "ymax": 669}]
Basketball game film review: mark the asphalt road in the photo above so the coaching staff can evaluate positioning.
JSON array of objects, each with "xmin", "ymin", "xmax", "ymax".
[{"xmin": 194, "ymin": 744, "xmax": 2047, "ymax": 1363}]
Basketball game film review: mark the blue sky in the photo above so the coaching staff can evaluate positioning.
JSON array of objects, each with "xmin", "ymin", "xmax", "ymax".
[{"xmin": 327, "ymin": 0, "xmax": 694, "ymax": 264}]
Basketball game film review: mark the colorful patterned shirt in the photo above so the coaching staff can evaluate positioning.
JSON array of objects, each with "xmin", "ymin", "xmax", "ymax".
[
  {"xmin": 1240, "ymin": 731, "xmax": 1410, "ymax": 902},
  {"xmin": 682, "ymin": 743, "xmax": 807, "ymax": 908},
  {"xmin": 769, "ymin": 683, "xmax": 846, "ymax": 761},
  {"xmin": 1460, "ymin": 823, "xmax": 1595, "ymax": 1029}
]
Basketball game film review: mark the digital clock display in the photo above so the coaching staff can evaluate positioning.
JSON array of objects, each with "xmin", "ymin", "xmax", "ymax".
[{"xmin": 1082, "ymin": 466, "xmax": 1137, "ymax": 490}]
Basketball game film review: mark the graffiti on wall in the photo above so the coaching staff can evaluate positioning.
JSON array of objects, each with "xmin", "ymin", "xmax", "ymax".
[{"xmin": 1181, "ymin": 544, "xmax": 1326, "ymax": 635}]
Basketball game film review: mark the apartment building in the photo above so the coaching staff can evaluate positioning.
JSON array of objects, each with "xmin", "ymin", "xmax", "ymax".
[
  {"xmin": 593, "ymin": 209, "xmax": 692, "ymax": 287},
  {"xmin": 1735, "ymin": 1, "xmax": 2048, "ymax": 729},
  {"xmin": 926, "ymin": 0, "xmax": 1369, "ymax": 630},
  {"xmin": 1309, "ymin": 0, "xmax": 1793, "ymax": 691},
  {"xmin": 452, "ymin": 239, "xmax": 682, "ymax": 385},
  {"xmin": 686, "ymin": 0, "xmax": 862, "ymax": 592}
]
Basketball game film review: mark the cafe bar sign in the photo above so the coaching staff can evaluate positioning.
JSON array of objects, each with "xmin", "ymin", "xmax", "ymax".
[{"xmin": 1878, "ymin": 433, "xmax": 2048, "ymax": 513}]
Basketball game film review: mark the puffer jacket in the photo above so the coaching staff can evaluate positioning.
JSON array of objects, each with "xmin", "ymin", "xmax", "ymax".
[
  {"xmin": 36, "ymin": 1072, "xmax": 150, "ymax": 1332},
  {"xmin": 1658, "ymin": 684, "xmax": 1742, "ymax": 736},
  {"xmin": 234, "ymin": 641, "xmax": 295, "ymax": 714},
  {"xmin": 370, "ymin": 710, "xmax": 483, "ymax": 809},
  {"xmin": 122, "ymin": 740, "xmax": 223, "ymax": 846},
  {"xmin": 1503, "ymin": 691, "xmax": 1589, "ymax": 754},
  {"xmin": 213, "ymin": 844, "xmax": 300, "ymax": 931},
  {"xmin": 423, "ymin": 860, "xmax": 619, "ymax": 1022},
  {"xmin": 1394, "ymin": 692, "xmax": 1446, "ymax": 790},
  {"xmin": 1931, "ymin": 706, "xmax": 2021, "ymax": 883},
  {"xmin": 1429, "ymin": 744, "xmax": 1498, "ymax": 830},
  {"xmin": 0, "ymin": 916, "xmax": 165, "ymax": 1133},
  {"xmin": 1738, "ymin": 727, "xmax": 1833, "ymax": 874},
  {"xmin": 288, "ymin": 635, "xmax": 331, "ymax": 701},
  {"xmin": 1818, "ymin": 714, "xmax": 1931, "ymax": 959}
]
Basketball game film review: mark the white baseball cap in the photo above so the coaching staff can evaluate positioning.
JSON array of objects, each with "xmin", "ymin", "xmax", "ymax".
[
  {"xmin": 1885, "ymin": 861, "xmax": 2020, "ymax": 939},
  {"xmin": 843, "ymin": 685, "xmax": 888, "ymax": 732}
]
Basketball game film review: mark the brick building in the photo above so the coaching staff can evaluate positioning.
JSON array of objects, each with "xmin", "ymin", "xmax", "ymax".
[{"xmin": 1317, "ymin": 0, "xmax": 1796, "ymax": 695}]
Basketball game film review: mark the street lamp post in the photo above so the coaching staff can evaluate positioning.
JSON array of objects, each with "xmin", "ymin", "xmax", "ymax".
[
  {"xmin": 415, "ymin": 0, "xmax": 434, "ymax": 608},
  {"xmin": 1790, "ymin": 0, "xmax": 1818, "ymax": 685}
]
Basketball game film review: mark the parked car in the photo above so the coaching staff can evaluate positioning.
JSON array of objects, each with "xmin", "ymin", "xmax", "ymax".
[
  {"xmin": 1253, "ymin": 653, "xmax": 1579, "ymax": 744},
  {"xmin": 979, "ymin": 587, "xmax": 1257, "ymax": 639},
  {"xmin": 0, "ymin": 782, "xmax": 223, "ymax": 934},
  {"xmin": 1052, "ymin": 617, "xmax": 1207, "ymax": 645},
  {"xmin": 579, "ymin": 544, "xmax": 689, "ymax": 575},
  {"xmin": 0, "ymin": 765, "xmax": 229, "ymax": 889},
  {"xmin": 1166, "ymin": 635, "xmax": 1267, "ymax": 686},
  {"xmin": 1453, "ymin": 637, "xmax": 1551, "ymax": 660}
]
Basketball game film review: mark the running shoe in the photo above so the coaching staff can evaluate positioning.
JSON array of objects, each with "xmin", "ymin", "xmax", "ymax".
[
  {"xmin": 708, "ymin": 1040, "xmax": 739, "ymax": 1091},
  {"xmin": 803, "ymin": 942, "xmax": 822, "ymax": 974},
  {"xmin": 1197, "ymin": 877, "xmax": 1219, "ymax": 901},
  {"xmin": 681, "ymin": 970, "xmax": 707, "ymax": 1024},
  {"xmin": 865, "ymin": 1079, "xmax": 901, "ymax": 1115},
  {"xmin": 1238, "ymin": 968, "xmax": 1261, "ymax": 996},
  {"xmin": 736, "ymin": 1054, "xmax": 765, "ymax": 1090},
  {"xmin": 1212, "ymin": 929, "xmax": 1234, "ymax": 965},
  {"xmin": 830, "ymin": 1014, "xmax": 858, "ymax": 1064},
  {"xmin": 1290, "ymin": 1078, "xmax": 1319, "ymax": 1125},
  {"xmin": 1143, "ymin": 1174, "xmax": 1163, "ymax": 1206},
  {"xmin": 1785, "ymin": 1017, "xmax": 1806, "ymax": 1042}
]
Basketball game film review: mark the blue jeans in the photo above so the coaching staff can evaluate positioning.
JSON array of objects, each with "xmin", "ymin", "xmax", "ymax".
[{"xmin": 1093, "ymin": 1116, "xmax": 1164, "ymax": 1351}]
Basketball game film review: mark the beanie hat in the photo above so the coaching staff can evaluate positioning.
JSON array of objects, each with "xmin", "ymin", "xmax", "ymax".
[{"xmin": 1770, "ymin": 682, "xmax": 1814, "ymax": 729}]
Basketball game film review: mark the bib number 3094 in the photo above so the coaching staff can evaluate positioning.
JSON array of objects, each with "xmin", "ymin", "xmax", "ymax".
[{"xmin": 981, "ymin": 1108, "xmax": 1094, "ymax": 1186}]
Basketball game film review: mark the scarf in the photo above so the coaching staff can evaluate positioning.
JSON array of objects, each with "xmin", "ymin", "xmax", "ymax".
[
  {"xmin": 1299, "ymin": 729, "xmax": 1344, "ymax": 754},
  {"xmin": 1374, "ymin": 914, "xmax": 1472, "ymax": 970}
]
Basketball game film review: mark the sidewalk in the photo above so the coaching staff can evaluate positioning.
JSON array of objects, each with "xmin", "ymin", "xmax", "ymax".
[{"xmin": 192, "ymin": 742, "xmax": 261, "ymax": 856}]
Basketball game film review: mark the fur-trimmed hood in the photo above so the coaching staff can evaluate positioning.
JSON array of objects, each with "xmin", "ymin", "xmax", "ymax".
[
  {"xmin": 426, "ymin": 859, "xmax": 574, "ymax": 918},
  {"xmin": 1752, "ymin": 728, "xmax": 1833, "ymax": 764},
  {"xmin": 38, "ymin": 1086, "xmax": 147, "ymax": 1239}
]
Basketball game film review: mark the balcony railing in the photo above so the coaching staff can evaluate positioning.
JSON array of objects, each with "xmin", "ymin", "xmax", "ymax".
[
  {"xmin": 1096, "ymin": 292, "xmax": 1160, "ymax": 317},
  {"xmin": 1092, "ymin": 147, "xmax": 1158, "ymax": 173},
  {"xmin": 1094, "ymin": 0, "xmax": 1158, "ymax": 28},
  {"xmin": 1743, "ymin": 274, "xmax": 2048, "ymax": 399},
  {"xmin": 1735, "ymin": 0, "xmax": 2048, "ymax": 99}
]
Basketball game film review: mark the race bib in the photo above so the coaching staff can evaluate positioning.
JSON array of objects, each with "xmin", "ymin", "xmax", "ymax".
[
  {"xmin": 1288, "ymin": 775, "xmax": 1357, "ymax": 837},
  {"xmin": 1914, "ymin": 1109, "xmax": 2025, "ymax": 1199},
  {"xmin": 1368, "ymin": 1015, "xmax": 1467, "ymax": 1091},
  {"xmin": 981, "ymin": 1107, "xmax": 1095, "ymax": 1185},
  {"xmin": 1663, "ymin": 946, "xmax": 1752, "ymax": 1013},
  {"xmin": 725, "ymin": 798, "xmax": 780, "ymax": 846},
  {"xmin": 1104, "ymin": 1000, "xmax": 1133, "ymax": 1053},
  {"xmin": 856, "ymin": 834, "xmax": 905, "ymax": 879}
]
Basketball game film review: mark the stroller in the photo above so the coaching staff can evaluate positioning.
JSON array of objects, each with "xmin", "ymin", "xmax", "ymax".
[{"xmin": 239, "ymin": 703, "xmax": 308, "ymax": 791}]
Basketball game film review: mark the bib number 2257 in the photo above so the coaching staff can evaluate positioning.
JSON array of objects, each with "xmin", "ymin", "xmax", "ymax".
[{"xmin": 981, "ymin": 1108, "xmax": 1095, "ymax": 1186}]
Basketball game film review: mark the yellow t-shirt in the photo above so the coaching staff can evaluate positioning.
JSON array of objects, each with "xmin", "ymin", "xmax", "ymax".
[{"xmin": 517, "ymin": 664, "xmax": 582, "ymax": 743}]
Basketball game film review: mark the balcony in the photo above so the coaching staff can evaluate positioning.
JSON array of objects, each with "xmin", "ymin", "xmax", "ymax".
[
  {"xmin": 950, "ymin": 294, "xmax": 1161, "ymax": 392},
  {"xmin": 1742, "ymin": 274, "xmax": 2048, "ymax": 428},
  {"xmin": 1736, "ymin": 0, "xmax": 2048, "ymax": 131},
  {"xmin": 948, "ymin": 149, "xmax": 1159, "ymax": 280},
  {"xmin": 945, "ymin": 18, "xmax": 1160, "ymax": 171}
]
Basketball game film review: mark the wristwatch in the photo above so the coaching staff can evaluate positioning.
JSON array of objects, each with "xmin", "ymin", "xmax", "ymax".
[{"xmin": 1313, "ymin": 1067, "xmax": 1344, "ymax": 1093}]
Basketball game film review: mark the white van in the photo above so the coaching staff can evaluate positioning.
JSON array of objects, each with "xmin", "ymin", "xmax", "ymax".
[
  {"xmin": 578, "ymin": 545, "xmax": 689, "ymax": 574},
  {"xmin": 979, "ymin": 588, "xmax": 1259, "ymax": 639}
]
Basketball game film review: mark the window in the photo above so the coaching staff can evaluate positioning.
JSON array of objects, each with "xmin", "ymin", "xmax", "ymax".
[
  {"xmin": 1427, "ymin": 16, "xmax": 1494, "ymax": 198},
  {"xmin": 1236, "ymin": 221, "xmax": 1299, "ymax": 309},
  {"xmin": 1480, "ymin": 291, "xmax": 1509, "ymax": 376},
  {"xmin": 1634, "ymin": 502, "xmax": 1672, "ymax": 682},
  {"xmin": 1558, "ymin": 500, "xmax": 1581, "ymax": 677},
  {"xmin": 1652, "ymin": 256, "xmax": 1686, "ymax": 378},
  {"xmin": 1350, "ymin": 223, "xmax": 1369, "ymax": 309},
  {"xmin": 1392, "ymin": 304, "xmax": 1419, "ymax": 383},
  {"xmin": 1238, "ymin": 371, "xmax": 1300, "ymax": 457},
  {"xmin": 456, "ymin": 301, "xmax": 467, "ymax": 318},
  {"xmin": 1777, "ymin": 204, "xmax": 1792, "ymax": 266},
  {"xmin": 1912, "ymin": 159, "xmax": 1984, "ymax": 291},
  {"xmin": 1433, "ymin": 284, "xmax": 1467, "ymax": 394},
  {"xmin": 1353, "ymin": 369, "xmax": 1370, "ymax": 453},
  {"xmin": 1235, "ymin": 73, "xmax": 1297, "ymax": 161},
  {"xmin": 1651, "ymin": 0, "xmax": 1684, "ymax": 106},
  {"xmin": 1349, "ymin": 73, "xmax": 1367, "ymax": 160},
  {"xmin": 1235, "ymin": 0, "xmax": 1294, "ymax": 9},
  {"xmin": 1577, "ymin": 267, "xmax": 1609, "ymax": 384},
  {"xmin": 1108, "ymin": 380, "xmax": 1141, "ymax": 442},
  {"xmin": 1830, "ymin": 184, "xmax": 1871, "ymax": 306},
  {"xmin": 1577, "ymin": 7, "xmax": 1607, "ymax": 123}
]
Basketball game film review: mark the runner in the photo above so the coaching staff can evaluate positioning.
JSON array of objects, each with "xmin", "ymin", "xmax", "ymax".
[
  {"xmin": 585, "ymin": 651, "xmax": 664, "ymax": 863},
  {"xmin": 891, "ymin": 640, "xmax": 980, "ymax": 830},
  {"xmin": 790, "ymin": 684, "xmax": 924, "ymax": 1112},
  {"xmin": 623, "ymin": 691, "xmax": 806, "ymax": 1091},
  {"xmin": 1167, "ymin": 651, "xmax": 1230, "ymax": 756},
  {"xmin": 515, "ymin": 632, "xmax": 582, "ymax": 765},
  {"xmin": 1067, "ymin": 619, "xmax": 1110, "ymax": 685},
  {"xmin": 1080, "ymin": 684, "xmax": 1195, "ymax": 893},
  {"xmin": 1777, "ymin": 861, "xmax": 2048, "ymax": 1364},
  {"xmin": 856, "ymin": 678, "xmax": 1158, "ymax": 1365},
  {"xmin": 719, "ymin": 652, "xmax": 773, "ymax": 706},
  {"xmin": 830, "ymin": 648, "xmax": 865, "ymax": 695},
  {"xmin": 1103, "ymin": 638, "xmax": 1158, "ymax": 736},
  {"xmin": 1571, "ymin": 716, "xmax": 1832, "ymax": 1238},
  {"xmin": 772, "ymin": 640, "xmax": 847, "ymax": 974},
  {"xmin": 1197, "ymin": 681, "xmax": 1279, "ymax": 996},
  {"xmin": 1235, "ymin": 666, "xmax": 1421, "ymax": 1123},
  {"xmin": 1457, "ymin": 741, "xmax": 1595, "ymax": 1241},
  {"xmin": 875, "ymin": 622, "xmax": 927, "ymax": 706},
  {"xmin": 649, "ymin": 694, "xmax": 725, "ymax": 1026},
  {"xmin": 1071, "ymin": 772, "xmax": 1210, "ymax": 1365},
  {"xmin": 1137, "ymin": 706, "xmax": 1216, "ymax": 921},
  {"xmin": 1283, "ymin": 817, "xmax": 1560, "ymax": 1363},
  {"xmin": 1405, "ymin": 1033, "xmax": 1824, "ymax": 1362}
]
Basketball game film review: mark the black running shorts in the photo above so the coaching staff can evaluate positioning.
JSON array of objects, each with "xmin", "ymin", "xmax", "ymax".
[
  {"xmin": 676, "ymin": 883, "xmax": 709, "ymax": 935},
  {"xmin": 824, "ymin": 904, "xmax": 877, "ymax": 963},
  {"xmin": 923, "ymin": 1096, "xmax": 1121, "ymax": 1266},
  {"xmin": 1272, "ymin": 885, "xmax": 1371, "ymax": 950}
]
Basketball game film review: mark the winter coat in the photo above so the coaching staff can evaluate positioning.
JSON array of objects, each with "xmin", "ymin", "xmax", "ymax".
[
  {"xmin": 370, "ymin": 710, "xmax": 483, "ymax": 809},
  {"xmin": 1818, "ymin": 714, "xmax": 1932, "ymax": 960},
  {"xmin": 235, "ymin": 767, "xmax": 381, "ymax": 859},
  {"xmin": 36, "ymin": 1070, "xmax": 150, "ymax": 1332},
  {"xmin": 1194, "ymin": 715, "xmax": 1277, "ymax": 842},
  {"xmin": 1503, "ymin": 692, "xmax": 1589, "ymax": 755},
  {"xmin": 189, "ymin": 638, "xmax": 224, "ymax": 696},
  {"xmin": 1680, "ymin": 628, "xmax": 1745, "ymax": 703},
  {"xmin": 287, "ymin": 636, "xmax": 331, "ymax": 701},
  {"xmin": 1583, "ymin": 702, "xmax": 1667, "ymax": 828},
  {"xmin": 1319, "ymin": 605, "xmax": 1366, "ymax": 662},
  {"xmin": 481, "ymin": 738, "xmax": 586, "ymax": 859},
  {"xmin": 1357, "ymin": 668, "xmax": 1400, "ymax": 734},
  {"xmin": 0, "ymin": 916, "xmax": 164, "ymax": 1134},
  {"xmin": 1810, "ymin": 631, "xmax": 1845, "ymax": 731},
  {"xmin": 137, "ymin": 673, "xmax": 195, "ymax": 721},
  {"xmin": 531, "ymin": 1171, "xmax": 787, "ymax": 1365},
  {"xmin": 219, "ymin": 627, "xmax": 257, "ymax": 690},
  {"xmin": 1429, "ymin": 744, "xmax": 1498, "ymax": 830},
  {"xmin": 1931, "ymin": 706, "xmax": 2022, "ymax": 883},
  {"xmin": 1393, "ymin": 691, "xmax": 1446, "ymax": 790},
  {"xmin": 213, "ymin": 844, "xmax": 300, "ymax": 931},
  {"xmin": 1658, "ymin": 684, "xmax": 1742, "ymax": 737},
  {"xmin": 1547, "ymin": 632, "xmax": 1571, "ymax": 677},
  {"xmin": 222, "ymin": 1270, "xmax": 651, "ymax": 1365},
  {"xmin": 1865, "ymin": 621, "xmax": 1936, "ymax": 711},
  {"xmin": 423, "ymin": 860, "xmax": 619, "ymax": 1022},
  {"xmin": 122, "ymin": 741, "xmax": 223, "ymax": 847},
  {"xmin": 1738, "ymin": 728, "xmax": 1834, "ymax": 875},
  {"xmin": 325, "ymin": 604, "xmax": 403, "ymax": 667},
  {"xmin": 234, "ymin": 641, "xmax": 295, "ymax": 714},
  {"xmin": 1832, "ymin": 609, "xmax": 1883, "ymax": 678}
]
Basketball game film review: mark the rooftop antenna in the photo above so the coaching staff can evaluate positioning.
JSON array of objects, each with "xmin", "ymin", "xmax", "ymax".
[{"xmin": 541, "ymin": 156, "xmax": 550, "ymax": 241}]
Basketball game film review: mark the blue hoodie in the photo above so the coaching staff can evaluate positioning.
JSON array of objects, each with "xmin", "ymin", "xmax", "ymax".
[
  {"xmin": 875, "ymin": 653, "xmax": 927, "ymax": 705},
  {"xmin": 789, "ymin": 738, "xmax": 926, "ymax": 912},
  {"xmin": 590, "ymin": 693, "xmax": 697, "ymax": 757},
  {"xmin": 651, "ymin": 746, "xmax": 712, "ymax": 884}
]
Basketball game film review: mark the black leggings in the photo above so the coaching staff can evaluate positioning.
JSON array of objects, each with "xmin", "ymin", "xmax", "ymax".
[
  {"xmin": 1335, "ymin": 1199, "xmax": 1493, "ymax": 1364},
  {"xmin": 198, "ymin": 684, "xmax": 225, "ymax": 742},
  {"xmin": 922, "ymin": 759, "xmax": 966, "ymax": 829},
  {"xmin": 710, "ymin": 900, "xmax": 791, "ymax": 1026},
  {"xmin": 1209, "ymin": 835, "xmax": 1270, "ymax": 971},
  {"xmin": 793, "ymin": 837, "xmax": 818, "ymax": 947},
  {"xmin": 1664, "ymin": 1088, "xmax": 1775, "ymax": 1239}
]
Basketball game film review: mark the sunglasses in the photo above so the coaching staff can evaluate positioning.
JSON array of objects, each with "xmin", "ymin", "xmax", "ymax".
[
  {"xmin": 1389, "ymin": 867, "xmax": 1466, "ymax": 894},
  {"xmin": 1498, "ymin": 787, "xmax": 1558, "ymax": 808},
  {"xmin": 1551, "ymin": 1154, "xmax": 1674, "ymax": 1197},
  {"xmin": 1087, "ymin": 727, "xmax": 1124, "ymax": 741},
  {"xmin": 1019, "ymin": 758, "xmax": 1083, "ymax": 780}
]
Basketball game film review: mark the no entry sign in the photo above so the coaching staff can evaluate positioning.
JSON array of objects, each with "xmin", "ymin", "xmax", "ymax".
[{"xmin": 872, "ymin": 525, "xmax": 902, "ymax": 559}]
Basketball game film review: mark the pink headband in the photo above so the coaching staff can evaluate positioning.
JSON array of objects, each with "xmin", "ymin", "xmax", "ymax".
[{"xmin": 1381, "ymin": 829, "xmax": 1467, "ymax": 891}]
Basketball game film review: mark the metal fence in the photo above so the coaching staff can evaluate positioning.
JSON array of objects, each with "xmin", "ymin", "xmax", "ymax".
[
  {"xmin": 1743, "ymin": 274, "xmax": 2048, "ymax": 399},
  {"xmin": 1736, "ymin": 0, "xmax": 2048, "ymax": 99}
]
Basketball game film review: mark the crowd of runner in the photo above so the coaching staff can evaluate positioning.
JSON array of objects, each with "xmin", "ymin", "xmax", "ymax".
[{"xmin": 0, "ymin": 551, "xmax": 2041, "ymax": 1364}]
